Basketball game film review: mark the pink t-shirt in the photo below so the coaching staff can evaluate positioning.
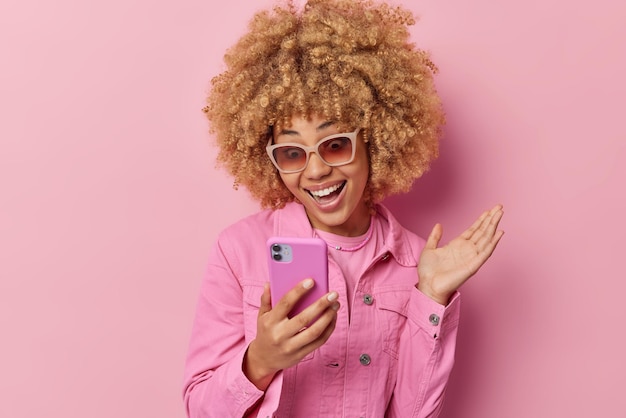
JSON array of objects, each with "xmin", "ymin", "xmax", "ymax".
[{"xmin": 314, "ymin": 215, "xmax": 383, "ymax": 316}]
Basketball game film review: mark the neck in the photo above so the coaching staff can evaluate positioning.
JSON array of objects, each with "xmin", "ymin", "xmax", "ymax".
[{"xmin": 308, "ymin": 204, "xmax": 372, "ymax": 237}]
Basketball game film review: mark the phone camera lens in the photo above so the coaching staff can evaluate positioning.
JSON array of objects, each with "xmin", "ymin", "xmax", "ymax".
[
  {"xmin": 273, "ymin": 253, "xmax": 282, "ymax": 261},
  {"xmin": 272, "ymin": 244, "xmax": 281, "ymax": 252}
]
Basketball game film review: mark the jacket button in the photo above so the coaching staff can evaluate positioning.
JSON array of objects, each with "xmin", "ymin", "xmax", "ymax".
[
  {"xmin": 359, "ymin": 353, "xmax": 371, "ymax": 366},
  {"xmin": 363, "ymin": 294, "xmax": 374, "ymax": 305},
  {"xmin": 429, "ymin": 314, "xmax": 440, "ymax": 325},
  {"xmin": 381, "ymin": 252, "xmax": 390, "ymax": 261}
]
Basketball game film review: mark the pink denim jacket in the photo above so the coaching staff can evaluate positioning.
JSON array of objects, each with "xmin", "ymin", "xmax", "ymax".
[{"xmin": 183, "ymin": 202, "xmax": 460, "ymax": 417}]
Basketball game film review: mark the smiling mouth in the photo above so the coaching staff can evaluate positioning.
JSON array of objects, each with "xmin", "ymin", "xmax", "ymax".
[{"xmin": 307, "ymin": 182, "xmax": 346, "ymax": 203}]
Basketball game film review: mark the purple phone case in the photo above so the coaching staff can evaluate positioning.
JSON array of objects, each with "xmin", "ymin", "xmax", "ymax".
[{"xmin": 266, "ymin": 237, "xmax": 329, "ymax": 318}]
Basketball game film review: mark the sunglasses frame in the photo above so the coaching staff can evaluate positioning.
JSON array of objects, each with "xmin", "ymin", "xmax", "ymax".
[{"xmin": 266, "ymin": 129, "xmax": 360, "ymax": 174}]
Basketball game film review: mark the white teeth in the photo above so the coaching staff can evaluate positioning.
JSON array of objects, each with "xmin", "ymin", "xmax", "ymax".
[{"xmin": 309, "ymin": 183, "xmax": 342, "ymax": 197}]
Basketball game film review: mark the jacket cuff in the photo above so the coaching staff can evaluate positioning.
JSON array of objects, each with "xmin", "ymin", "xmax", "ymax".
[
  {"xmin": 408, "ymin": 289, "xmax": 461, "ymax": 339},
  {"xmin": 218, "ymin": 346, "xmax": 266, "ymax": 414},
  {"xmin": 228, "ymin": 345, "xmax": 284, "ymax": 417}
]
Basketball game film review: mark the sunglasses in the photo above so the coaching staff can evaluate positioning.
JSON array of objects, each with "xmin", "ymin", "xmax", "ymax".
[{"xmin": 266, "ymin": 129, "xmax": 360, "ymax": 173}]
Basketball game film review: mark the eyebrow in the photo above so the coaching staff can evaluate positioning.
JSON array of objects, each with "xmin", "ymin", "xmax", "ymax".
[{"xmin": 278, "ymin": 120, "xmax": 335, "ymax": 136}]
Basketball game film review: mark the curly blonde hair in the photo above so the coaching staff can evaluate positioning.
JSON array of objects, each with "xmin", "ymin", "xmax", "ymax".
[{"xmin": 204, "ymin": 0, "xmax": 444, "ymax": 209}]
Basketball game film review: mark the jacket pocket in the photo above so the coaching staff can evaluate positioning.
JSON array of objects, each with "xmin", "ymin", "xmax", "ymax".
[
  {"xmin": 375, "ymin": 288, "xmax": 410, "ymax": 360},
  {"xmin": 242, "ymin": 281, "xmax": 264, "ymax": 342}
]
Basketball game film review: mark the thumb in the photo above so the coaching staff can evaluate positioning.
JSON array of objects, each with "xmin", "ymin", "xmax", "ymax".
[
  {"xmin": 258, "ymin": 282, "xmax": 272, "ymax": 317},
  {"xmin": 425, "ymin": 223, "xmax": 443, "ymax": 250}
]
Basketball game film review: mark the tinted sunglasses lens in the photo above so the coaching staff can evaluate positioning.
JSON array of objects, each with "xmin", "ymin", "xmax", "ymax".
[
  {"xmin": 272, "ymin": 146, "xmax": 307, "ymax": 171},
  {"xmin": 318, "ymin": 136, "xmax": 353, "ymax": 165}
]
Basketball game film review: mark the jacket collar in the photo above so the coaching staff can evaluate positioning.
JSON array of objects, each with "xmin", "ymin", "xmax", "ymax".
[
  {"xmin": 273, "ymin": 202, "xmax": 316, "ymax": 238},
  {"xmin": 374, "ymin": 204, "xmax": 419, "ymax": 267}
]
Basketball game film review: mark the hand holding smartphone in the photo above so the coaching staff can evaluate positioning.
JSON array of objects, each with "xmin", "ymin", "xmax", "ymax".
[{"xmin": 266, "ymin": 237, "xmax": 329, "ymax": 318}]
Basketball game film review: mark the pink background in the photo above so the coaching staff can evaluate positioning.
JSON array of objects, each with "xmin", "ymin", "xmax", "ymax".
[{"xmin": 1, "ymin": 0, "xmax": 624, "ymax": 417}]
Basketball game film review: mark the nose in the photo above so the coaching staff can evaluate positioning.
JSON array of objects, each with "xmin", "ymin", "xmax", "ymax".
[{"xmin": 303, "ymin": 152, "xmax": 332, "ymax": 179}]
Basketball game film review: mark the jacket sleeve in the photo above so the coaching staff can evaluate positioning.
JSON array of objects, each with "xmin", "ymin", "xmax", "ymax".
[
  {"xmin": 387, "ymin": 289, "xmax": 461, "ymax": 418},
  {"xmin": 182, "ymin": 236, "xmax": 283, "ymax": 418}
]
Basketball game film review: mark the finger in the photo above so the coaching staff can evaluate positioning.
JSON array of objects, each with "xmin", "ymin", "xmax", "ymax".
[
  {"xmin": 291, "ymin": 302, "xmax": 339, "ymax": 351},
  {"xmin": 474, "ymin": 207, "xmax": 504, "ymax": 250},
  {"xmin": 460, "ymin": 209, "xmax": 489, "ymax": 240},
  {"xmin": 286, "ymin": 290, "xmax": 339, "ymax": 335},
  {"xmin": 258, "ymin": 282, "xmax": 273, "ymax": 317},
  {"xmin": 300, "ymin": 308, "xmax": 338, "ymax": 354},
  {"xmin": 477, "ymin": 229, "xmax": 505, "ymax": 264},
  {"xmin": 492, "ymin": 229, "xmax": 505, "ymax": 248},
  {"xmin": 272, "ymin": 278, "xmax": 315, "ymax": 318},
  {"xmin": 464, "ymin": 205, "xmax": 503, "ymax": 242},
  {"xmin": 465, "ymin": 228, "xmax": 505, "ymax": 275},
  {"xmin": 425, "ymin": 223, "xmax": 443, "ymax": 250}
]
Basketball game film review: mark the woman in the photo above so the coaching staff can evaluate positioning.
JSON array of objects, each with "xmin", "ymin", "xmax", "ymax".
[{"xmin": 183, "ymin": 1, "xmax": 504, "ymax": 416}]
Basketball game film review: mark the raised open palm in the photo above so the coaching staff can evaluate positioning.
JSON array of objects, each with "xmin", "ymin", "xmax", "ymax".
[{"xmin": 417, "ymin": 205, "xmax": 504, "ymax": 305}]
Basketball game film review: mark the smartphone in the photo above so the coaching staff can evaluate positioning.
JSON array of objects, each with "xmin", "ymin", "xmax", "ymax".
[{"xmin": 266, "ymin": 237, "xmax": 329, "ymax": 318}]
